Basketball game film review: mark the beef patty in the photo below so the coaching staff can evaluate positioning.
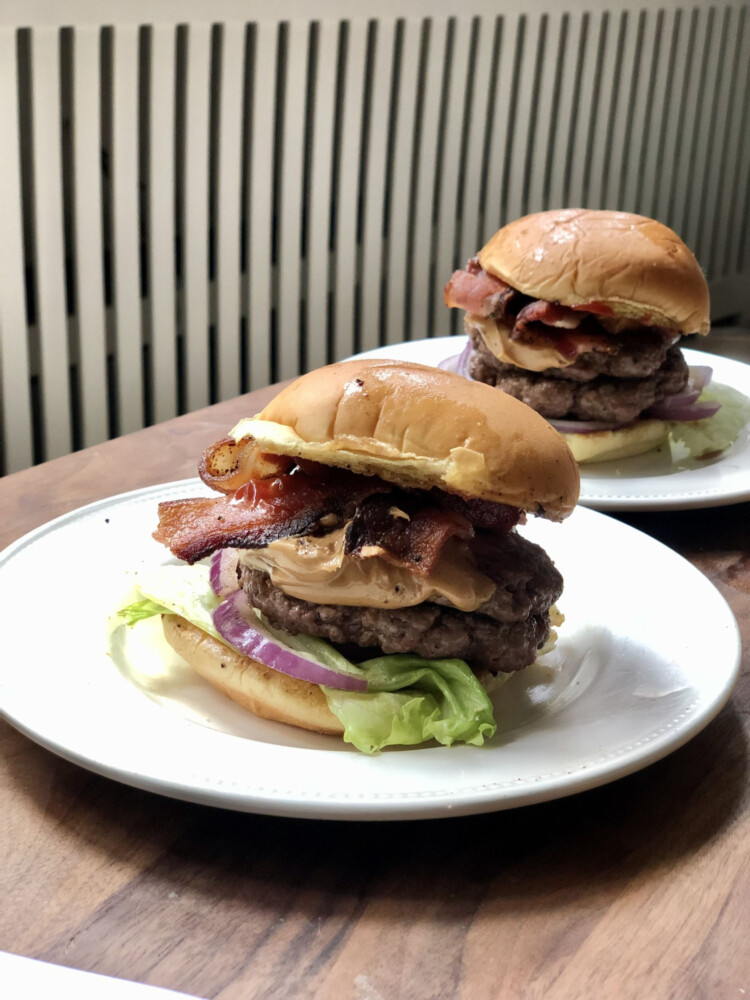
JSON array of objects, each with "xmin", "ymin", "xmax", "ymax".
[
  {"xmin": 468, "ymin": 327, "xmax": 689, "ymax": 423},
  {"xmin": 239, "ymin": 530, "xmax": 562, "ymax": 674}
]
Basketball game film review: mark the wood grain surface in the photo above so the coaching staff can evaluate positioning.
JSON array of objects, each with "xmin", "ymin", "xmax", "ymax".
[{"xmin": 1, "ymin": 378, "xmax": 749, "ymax": 1000}]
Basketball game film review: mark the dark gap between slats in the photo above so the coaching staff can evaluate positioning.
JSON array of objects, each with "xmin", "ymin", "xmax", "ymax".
[
  {"xmin": 138, "ymin": 26, "xmax": 153, "ymax": 428},
  {"xmin": 666, "ymin": 8, "xmax": 698, "ymax": 230},
  {"xmin": 353, "ymin": 20, "xmax": 378, "ymax": 357},
  {"xmin": 404, "ymin": 18, "xmax": 431, "ymax": 344},
  {"xmin": 727, "ymin": 8, "xmax": 750, "ymax": 274},
  {"xmin": 649, "ymin": 9, "xmax": 681, "ymax": 221},
  {"xmin": 521, "ymin": 13, "xmax": 547, "ymax": 218},
  {"xmin": 174, "ymin": 24, "xmax": 188, "ymax": 413},
  {"xmin": 562, "ymin": 12, "xmax": 588, "ymax": 208},
  {"xmin": 452, "ymin": 18, "xmax": 479, "ymax": 283},
  {"xmin": 60, "ymin": 27, "xmax": 83, "ymax": 453},
  {"xmin": 327, "ymin": 21, "xmax": 347, "ymax": 364},
  {"xmin": 542, "ymin": 13, "xmax": 567, "ymax": 211},
  {"xmin": 500, "ymin": 15, "xmax": 525, "ymax": 226},
  {"xmin": 581, "ymin": 12, "xmax": 608, "ymax": 208},
  {"xmin": 207, "ymin": 24, "xmax": 223, "ymax": 402},
  {"xmin": 478, "ymin": 17, "xmax": 502, "ymax": 238},
  {"xmin": 99, "ymin": 26, "xmax": 118, "ymax": 439},
  {"xmin": 379, "ymin": 19, "xmax": 404, "ymax": 347},
  {"xmin": 616, "ymin": 10, "xmax": 645, "ymax": 210},
  {"xmin": 17, "ymin": 28, "xmax": 45, "ymax": 464},
  {"xmin": 298, "ymin": 21, "xmax": 317, "ymax": 372},
  {"xmin": 239, "ymin": 22, "xmax": 255, "ymax": 392}
]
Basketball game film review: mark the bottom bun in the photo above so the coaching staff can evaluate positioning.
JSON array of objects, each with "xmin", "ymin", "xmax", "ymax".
[
  {"xmin": 162, "ymin": 614, "xmax": 344, "ymax": 736},
  {"xmin": 561, "ymin": 419, "xmax": 669, "ymax": 464}
]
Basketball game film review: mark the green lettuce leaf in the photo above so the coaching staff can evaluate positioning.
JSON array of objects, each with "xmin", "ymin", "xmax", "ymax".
[
  {"xmin": 669, "ymin": 382, "xmax": 750, "ymax": 460},
  {"xmin": 118, "ymin": 563, "xmax": 497, "ymax": 753}
]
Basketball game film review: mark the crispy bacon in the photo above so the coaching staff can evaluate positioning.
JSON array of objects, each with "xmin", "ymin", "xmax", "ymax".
[
  {"xmin": 154, "ymin": 466, "xmax": 388, "ymax": 563},
  {"xmin": 512, "ymin": 299, "xmax": 617, "ymax": 360},
  {"xmin": 345, "ymin": 494, "xmax": 473, "ymax": 578},
  {"xmin": 434, "ymin": 492, "xmax": 523, "ymax": 533},
  {"xmin": 199, "ymin": 437, "xmax": 293, "ymax": 494},
  {"xmin": 444, "ymin": 260, "xmax": 515, "ymax": 317}
]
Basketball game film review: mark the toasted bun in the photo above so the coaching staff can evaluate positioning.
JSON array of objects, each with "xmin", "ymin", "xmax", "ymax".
[
  {"xmin": 231, "ymin": 359, "xmax": 579, "ymax": 519},
  {"xmin": 162, "ymin": 615, "xmax": 344, "ymax": 735},
  {"xmin": 561, "ymin": 420, "xmax": 670, "ymax": 465},
  {"xmin": 478, "ymin": 209, "xmax": 710, "ymax": 336}
]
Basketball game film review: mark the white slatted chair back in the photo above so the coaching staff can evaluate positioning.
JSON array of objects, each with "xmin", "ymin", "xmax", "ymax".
[{"xmin": 1, "ymin": 1, "xmax": 749, "ymax": 473}]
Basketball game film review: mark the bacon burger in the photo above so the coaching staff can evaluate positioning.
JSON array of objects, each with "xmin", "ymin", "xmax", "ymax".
[
  {"xmin": 135, "ymin": 360, "xmax": 578, "ymax": 752},
  {"xmin": 445, "ymin": 209, "xmax": 713, "ymax": 463}
]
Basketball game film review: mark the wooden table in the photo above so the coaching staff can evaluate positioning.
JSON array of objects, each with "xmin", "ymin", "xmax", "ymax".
[{"xmin": 1, "ymin": 375, "xmax": 749, "ymax": 1000}]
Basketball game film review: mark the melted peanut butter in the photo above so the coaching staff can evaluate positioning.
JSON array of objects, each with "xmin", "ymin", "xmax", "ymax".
[
  {"xmin": 237, "ymin": 526, "xmax": 496, "ymax": 611},
  {"xmin": 469, "ymin": 316, "xmax": 574, "ymax": 371}
]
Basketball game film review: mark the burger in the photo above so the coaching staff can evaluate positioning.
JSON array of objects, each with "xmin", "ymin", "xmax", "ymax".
[
  {"xmin": 121, "ymin": 359, "xmax": 579, "ymax": 753},
  {"xmin": 444, "ymin": 209, "xmax": 719, "ymax": 463}
]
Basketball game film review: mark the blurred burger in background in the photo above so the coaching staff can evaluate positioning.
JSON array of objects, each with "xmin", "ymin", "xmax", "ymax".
[{"xmin": 444, "ymin": 209, "xmax": 745, "ymax": 464}]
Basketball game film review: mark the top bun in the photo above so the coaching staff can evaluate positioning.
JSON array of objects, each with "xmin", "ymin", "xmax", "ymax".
[
  {"xmin": 231, "ymin": 359, "xmax": 580, "ymax": 520},
  {"xmin": 478, "ymin": 209, "xmax": 710, "ymax": 336}
]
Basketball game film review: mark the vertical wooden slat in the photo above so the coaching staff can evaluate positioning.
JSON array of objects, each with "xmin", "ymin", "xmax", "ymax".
[
  {"xmin": 544, "ymin": 13, "xmax": 583, "ymax": 209},
  {"xmin": 306, "ymin": 20, "xmax": 337, "ymax": 371},
  {"xmin": 566, "ymin": 11, "xmax": 602, "ymax": 208},
  {"xmin": 214, "ymin": 22, "xmax": 244, "ymax": 399},
  {"xmin": 505, "ymin": 13, "xmax": 541, "ymax": 222},
  {"xmin": 333, "ymin": 19, "xmax": 367, "ymax": 360},
  {"xmin": 30, "ymin": 26, "xmax": 71, "ymax": 460},
  {"xmin": 654, "ymin": 8, "xmax": 692, "ymax": 227},
  {"xmin": 587, "ymin": 12, "xmax": 620, "ymax": 209},
  {"xmin": 359, "ymin": 19, "xmax": 395, "ymax": 353},
  {"xmin": 669, "ymin": 7, "xmax": 710, "ymax": 238},
  {"xmin": 718, "ymin": 7, "xmax": 750, "ymax": 277},
  {"xmin": 694, "ymin": 6, "xmax": 735, "ymax": 274},
  {"xmin": 525, "ymin": 11, "xmax": 565, "ymax": 214},
  {"xmin": 246, "ymin": 21, "xmax": 276, "ymax": 390},
  {"xmin": 148, "ymin": 24, "xmax": 177, "ymax": 422},
  {"xmin": 71, "ymin": 25, "xmax": 107, "ymax": 448},
  {"xmin": 111, "ymin": 23, "xmax": 144, "ymax": 434},
  {"xmin": 384, "ymin": 18, "xmax": 421, "ymax": 345},
  {"xmin": 620, "ymin": 10, "xmax": 659, "ymax": 212},
  {"xmin": 603, "ymin": 10, "xmax": 638, "ymax": 208},
  {"xmin": 183, "ymin": 21, "xmax": 211, "ymax": 410},
  {"xmin": 432, "ymin": 17, "xmax": 472, "ymax": 336},
  {"xmin": 0, "ymin": 28, "xmax": 33, "ymax": 473},
  {"xmin": 639, "ymin": 8, "xmax": 677, "ymax": 219},
  {"xmin": 408, "ymin": 16, "xmax": 447, "ymax": 343},
  {"xmin": 276, "ymin": 21, "xmax": 307, "ymax": 380}
]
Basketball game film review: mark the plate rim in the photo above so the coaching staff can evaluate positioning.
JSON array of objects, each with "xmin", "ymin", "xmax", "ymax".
[{"xmin": 0, "ymin": 481, "xmax": 741, "ymax": 820}]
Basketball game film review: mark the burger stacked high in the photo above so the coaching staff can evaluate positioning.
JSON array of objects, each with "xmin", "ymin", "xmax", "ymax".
[{"xmin": 445, "ymin": 209, "xmax": 712, "ymax": 463}]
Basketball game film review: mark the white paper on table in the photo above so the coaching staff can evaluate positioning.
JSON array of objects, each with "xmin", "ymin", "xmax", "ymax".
[{"xmin": 0, "ymin": 952, "xmax": 203, "ymax": 1000}]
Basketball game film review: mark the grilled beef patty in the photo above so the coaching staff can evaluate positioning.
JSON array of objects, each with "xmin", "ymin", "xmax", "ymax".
[{"xmin": 239, "ymin": 530, "xmax": 562, "ymax": 674}]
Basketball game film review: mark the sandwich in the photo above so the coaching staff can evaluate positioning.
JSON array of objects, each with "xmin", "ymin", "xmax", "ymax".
[
  {"xmin": 120, "ymin": 359, "xmax": 579, "ymax": 753},
  {"xmin": 444, "ymin": 209, "xmax": 743, "ymax": 464}
]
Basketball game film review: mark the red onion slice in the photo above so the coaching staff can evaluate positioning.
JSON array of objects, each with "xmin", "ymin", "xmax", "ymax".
[
  {"xmin": 213, "ymin": 591, "xmax": 368, "ymax": 691},
  {"xmin": 438, "ymin": 339, "xmax": 472, "ymax": 378},
  {"xmin": 648, "ymin": 399, "xmax": 721, "ymax": 421},
  {"xmin": 688, "ymin": 365, "xmax": 713, "ymax": 392},
  {"xmin": 209, "ymin": 549, "xmax": 241, "ymax": 596}
]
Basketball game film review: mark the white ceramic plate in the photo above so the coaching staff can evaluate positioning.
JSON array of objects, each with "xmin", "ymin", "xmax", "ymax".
[
  {"xmin": 350, "ymin": 338, "xmax": 750, "ymax": 511},
  {"xmin": 0, "ymin": 482, "xmax": 740, "ymax": 820}
]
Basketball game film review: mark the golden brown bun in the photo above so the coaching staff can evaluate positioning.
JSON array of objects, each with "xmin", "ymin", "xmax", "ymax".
[
  {"xmin": 162, "ymin": 614, "xmax": 344, "ymax": 736},
  {"xmin": 561, "ymin": 420, "xmax": 670, "ymax": 464},
  {"xmin": 478, "ymin": 209, "xmax": 710, "ymax": 336},
  {"xmin": 233, "ymin": 359, "xmax": 580, "ymax": 519}
]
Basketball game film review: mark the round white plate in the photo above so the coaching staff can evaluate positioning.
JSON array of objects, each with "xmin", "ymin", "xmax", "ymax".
[
  {"xmin": 0, "ymin": 482, "xmax": 740, "ymax": 820},
  {"xmin": 350, "ymin": 337, "xmax": 750, "ymax": 511}
]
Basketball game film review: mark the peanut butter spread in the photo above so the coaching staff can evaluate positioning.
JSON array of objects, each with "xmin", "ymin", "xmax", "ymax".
[
  {"xmin": 468, "ymin": 316, "xmax": 574, "ymax": 371},
  {"xmin": 237, "ymin": 526, "xmax": 496, "ymax": 611}
]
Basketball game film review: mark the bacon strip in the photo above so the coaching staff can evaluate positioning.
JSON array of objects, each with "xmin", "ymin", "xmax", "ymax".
[
  {"xmin": 444, "ymin": 261, "xmax": 515, "ymax": 317},
  {"xmin": 154, "ymin": 467, "xmax": 388, "ymax": 563},
  {"xmin": 344, "ymin": 494, "xmax": 473, "ymax": 578}
]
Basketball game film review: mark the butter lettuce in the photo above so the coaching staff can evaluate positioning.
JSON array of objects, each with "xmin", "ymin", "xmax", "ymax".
[
  {"xmin": 669, "ymin": 382, "xmax": 750, "ymax": 460},
  {"xmin": 118, "ymin": 565, "xmax": 497, "ymax": 754}
]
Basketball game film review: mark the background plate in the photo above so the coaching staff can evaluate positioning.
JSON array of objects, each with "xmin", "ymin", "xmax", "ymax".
[
  {"xmin": 0, "ymin": 483, "xmax": 740, "ymax": 819},
  {"xmin": 351, "ymin": 338, "xmax": 750, "ymax": 511}
]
